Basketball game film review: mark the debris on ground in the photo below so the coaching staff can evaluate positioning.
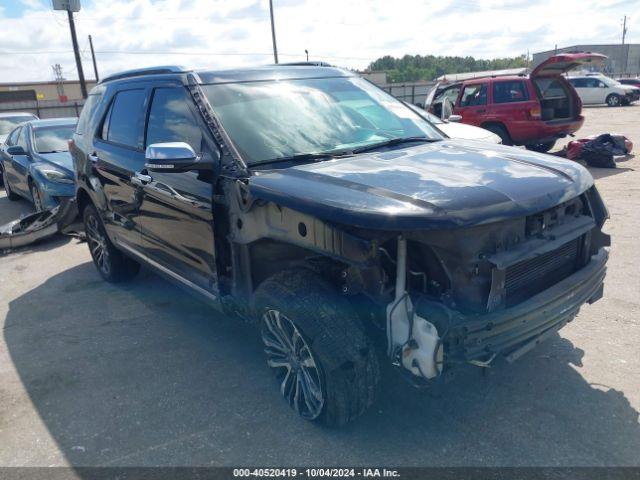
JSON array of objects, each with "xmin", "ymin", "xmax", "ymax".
[
  {"xmin": 0, "ymin": 198, "xmax": 79, "ymax": 251},
  {"xmin": 556, "ymin": 133, "xmax": 633, "ymax": 168}
]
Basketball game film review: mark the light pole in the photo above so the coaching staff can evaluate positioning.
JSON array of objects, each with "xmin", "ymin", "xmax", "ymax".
[
  {"xmin": 52, "ymin": 0, "xmax": 87, "ymax": 98},
  {"xmin": 305, "ymin": 49, "xmax": 309, "ymax": 62},
  {"xmin": 66, "ymin": 8, "xmax": 87, "ymax": 98},
  {"xmin": 621, "ymin": 15, "xmax": 628, "ymax": 76},
  {"xmin": 89, "ymin": 34, "xmax": 99, "ymax": 82},
  {"xmin": 269, "ymin": 0, "xmax": 278, "ymax": 64}
]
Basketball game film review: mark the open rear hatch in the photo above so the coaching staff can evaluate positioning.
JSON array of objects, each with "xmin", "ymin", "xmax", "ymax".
[
  {"xmin": 530, "ymin": 53, "xmax": 607, "ymax": 78},
  {"xmin": 531, "ymin": 53, "xmax": 607, "ymax": 122}
]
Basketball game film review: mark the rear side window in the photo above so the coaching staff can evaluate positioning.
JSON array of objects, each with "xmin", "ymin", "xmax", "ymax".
[
  {"xmin": 569, "ymin": 78, "xmax": 586, "ymax": 88},
  {"xmin": 145, "ymin": 87, "xmax": 203, "ymax": 152},
  {"xmin": 460, "ymin": 84, "xmax": 487, "ymax": 106},
  {"xmin": 493, "ymin": 81, "xmax": 528, "ymax": 103},
  {"xmin": 102, "ymin": 89, "xmax": 147, "ymax": 149},
  {"xmin": 76, "ymin": 93, "xmax": 102, "ymax": 136}
]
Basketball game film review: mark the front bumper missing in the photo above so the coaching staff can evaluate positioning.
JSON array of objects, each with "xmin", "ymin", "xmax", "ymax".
[
  {"xmin": 416, "ymin": 248, "xmax": 609, "ymax": 368},
  {"xmin": 0, "ymin": 197, "xmax": 78, "ymax": 250},
  {"xmin": 459, "ymin": 248, "xmax": 608, "ymax": 363}
]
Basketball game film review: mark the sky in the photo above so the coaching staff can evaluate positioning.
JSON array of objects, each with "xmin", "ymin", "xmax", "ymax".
[{"xmin": 0, "ymin": 0, "xmax": 638, "ymax": 82}]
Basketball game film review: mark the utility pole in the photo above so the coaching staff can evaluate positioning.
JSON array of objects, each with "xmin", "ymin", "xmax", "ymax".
[
  {"xmin": 269, "ymin": 0, "xmax": 278, "ymax": 64},
  {"xmin": 621, "ymin": 15, "xmax": 628, "ymax": 76},
  {"xmin": 67, "ymin": 9, "xmax": 87, "ymax": 98},
  {"xmin": 89, "ymin": 34, "xmax": 99, "ymax": 82}
]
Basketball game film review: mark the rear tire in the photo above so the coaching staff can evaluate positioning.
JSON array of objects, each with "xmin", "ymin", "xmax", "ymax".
[
  {"xmin": 254, "ymin": 268, "xmax": 380, "ymax": 426},
  {"xmin": 525, "ymin": 141, "xmax": 556, "ymax": 153},
  {"xmin": 83, "ymin": 204, "xmax": 140, "ymax": 282},
  {"xmin": 606, "ymin": 94, "xmax": 622, "ymax": 107},
  {"xmin": 482, "ymin": 124, "xmax": 512, "ymax": 146},
  {"xmin": 3, "ymin": 174, "xmax": 20, "ymax": 201}
]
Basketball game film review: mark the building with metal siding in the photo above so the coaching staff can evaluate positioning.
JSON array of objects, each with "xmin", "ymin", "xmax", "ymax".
[{"xmin": 0, "ymin": 80, "xmax": 97, "ymax": 102}]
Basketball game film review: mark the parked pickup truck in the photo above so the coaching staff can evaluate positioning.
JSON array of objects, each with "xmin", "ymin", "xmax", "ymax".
[
  {"xmin": 428, "ymin": 53, "xmax": 606, "ymax": 152},
  {"xmin": 71, "ymin": 64, "xmax": 610, "ymax": 426}
]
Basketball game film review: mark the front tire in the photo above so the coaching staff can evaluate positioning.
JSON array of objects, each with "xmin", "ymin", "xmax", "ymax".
[
  {"xmin": 525, "ymin": 140, "xmax": 556, "ymax": 153},
  {"xmin": 254, "ymin": 268, "xmax": 380, "ymax": 426},
  {"xmin": 3, "ymin": 174, "xmax": 20, "ymax": 201},
  {"xmin": 483, "ymin": 124, "xmax": 512, "ymax": 146},
  {"xmin": 29, "ymin": 181, "xmax": 44, "ymax": 212},
  {"xmin": 83, "ymin": 204, "xmax": 140, "ymax": 282},
  {"xmin": 606, "ymin": 94, "xmax": 622, "ymax": 107}
]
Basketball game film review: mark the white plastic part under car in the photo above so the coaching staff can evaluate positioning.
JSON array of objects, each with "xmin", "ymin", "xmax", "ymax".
[{"xmin": 386, "ymin": 236, "xmax": 443, "ymax": 379}]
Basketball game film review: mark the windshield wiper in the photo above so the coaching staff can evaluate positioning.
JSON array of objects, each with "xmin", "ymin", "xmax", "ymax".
[
  {"xmin": 38, "ymin": 150, "xmax": 67, "ymax": 154},
  {"xmin": 251, "ymin": 150, "xmax": 352, "ymax": 167},
  {"xmin": 351, "ymin": 136, "xmax": 438, "ymax": 154}
]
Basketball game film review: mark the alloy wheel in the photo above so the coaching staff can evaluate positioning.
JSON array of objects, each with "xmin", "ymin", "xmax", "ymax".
[
  {"xmin": 262, "ymin": 309, "xmax": 325, "ymax": 420},
  {"xmin": 85, "ymin": 214, "xmax": 111, "ymax": 276}
]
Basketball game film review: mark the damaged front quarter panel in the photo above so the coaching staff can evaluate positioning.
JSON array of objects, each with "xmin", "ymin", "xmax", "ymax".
[{"xmin": 228, "ymin": 180, "xmax": 379, "ymax": 267}]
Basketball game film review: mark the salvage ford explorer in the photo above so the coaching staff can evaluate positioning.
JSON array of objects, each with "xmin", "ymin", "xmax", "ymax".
[{"xmin": 71, "ymin": 64, "xmax": 610, "ymax": 426}]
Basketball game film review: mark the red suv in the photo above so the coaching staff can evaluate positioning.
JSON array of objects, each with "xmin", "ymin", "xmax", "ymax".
[{"xmin": 428, "ymin": 53, "xmax": 605, "ymax": 152}]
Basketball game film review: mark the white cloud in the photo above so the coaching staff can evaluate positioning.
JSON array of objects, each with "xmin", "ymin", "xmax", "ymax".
[{"xmin": 0, "ymin": 0, "xmax": 637, "ymax": 82}]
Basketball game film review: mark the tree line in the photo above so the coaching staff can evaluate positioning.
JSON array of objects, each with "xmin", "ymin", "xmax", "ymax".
[{"xmin": 367, "ymin": 54, "xmax": 529, "ymax": 82}]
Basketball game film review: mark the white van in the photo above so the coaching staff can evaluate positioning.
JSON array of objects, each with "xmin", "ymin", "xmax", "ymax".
[{"xmin": 568, "ymin": 74, "xmax": 640, "ymax": 106}]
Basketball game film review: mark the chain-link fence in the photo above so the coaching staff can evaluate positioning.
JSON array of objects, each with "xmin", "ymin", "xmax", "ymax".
[
  {"xmin": 0, "ymin": 99, "xmax": 84, "ymax": 119},
  {"xmin": 0, "ymin": 81, "xmax": 440, "ymax": 121},
  {"xmin": 379, "ymin": 81, "xmax": 437, "ymax": 107}
]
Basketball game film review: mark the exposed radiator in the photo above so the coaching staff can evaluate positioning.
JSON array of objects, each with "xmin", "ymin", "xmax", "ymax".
[{"xmin": 505, "ymin": 238, "xmax": 581, "ymax": 306}]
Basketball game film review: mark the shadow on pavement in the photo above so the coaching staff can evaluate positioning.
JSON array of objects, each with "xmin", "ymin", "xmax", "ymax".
[
  {"xmin": 5, "ymin": 262, "xmax": 640, "ymax": 467},
  {"xmin": 588, "ymin": 166, "xmax": 634, "ymax": 180},
  {"xmin": 0, "ymin": 191, "xmax": 33, "ymax": 225}
]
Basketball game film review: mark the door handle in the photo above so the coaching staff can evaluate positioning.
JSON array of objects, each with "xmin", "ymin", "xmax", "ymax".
[
  {"xmin": 88, "ymin": 153, "xmax": 99, "ymax": 164},
  {"xmin": 476, "ymin": 109, "xmax": 486, "ymax": 113},
  {"xmin": 131, "ymin": 171, "xmax": 152, "ymax": 186}
]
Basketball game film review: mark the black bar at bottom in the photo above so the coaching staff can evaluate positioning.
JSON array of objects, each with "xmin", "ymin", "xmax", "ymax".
[{"xmin": 0, "ymin": 467, "xmax": 639, "ymax": 480}]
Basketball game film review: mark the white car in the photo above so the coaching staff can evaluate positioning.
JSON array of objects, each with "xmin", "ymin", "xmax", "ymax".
[
  {"xmin": 0, "ymin": 112, "xmax": 38, "ymax": 145},
  {"xmin": 406, "ymin": 103, "xmax": 502, "ymax": 144},
  {"xmin": 568, "ymin": 75, "xmax": 640, "ymax": 107}
]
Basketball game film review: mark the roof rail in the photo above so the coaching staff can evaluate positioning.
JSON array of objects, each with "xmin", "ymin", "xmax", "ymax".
[
  {"xmin": 99, "ymin": 66, "xmax": 188, "ymax": 84},
  {"xmin": 274, "ymin": 61, "xmax": 333, "ymax": 67}
]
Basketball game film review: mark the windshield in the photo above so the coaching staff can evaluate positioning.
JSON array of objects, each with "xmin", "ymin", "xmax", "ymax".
[
  {"xmin": 34, "ymin": 124, "xmax": 76, "ymax": 153},
  {"xmin": 202, "ymin": 76, "xmax": 442, "ymax": 165},
  {"xmin": 600, "ymin": 76, "xmax": 619, "ymax": 87},
  {"xmin": 0, "ymin": 115, "xmax": 35, "ymax": 135}
]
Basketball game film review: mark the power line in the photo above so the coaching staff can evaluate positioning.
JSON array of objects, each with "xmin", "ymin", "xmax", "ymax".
[{"xmin": 0, "ymin": 49, "xmax": 371, "ymax": 60}]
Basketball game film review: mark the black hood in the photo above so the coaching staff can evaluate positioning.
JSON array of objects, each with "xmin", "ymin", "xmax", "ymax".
[{"xmin": 248, "ymin": 140, "xmax": 594, "ymax": 230}]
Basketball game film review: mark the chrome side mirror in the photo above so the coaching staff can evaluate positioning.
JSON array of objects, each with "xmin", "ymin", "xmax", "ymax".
[
  {"xmin": 448, "ymin": 115, "xmax": 462, "ymax": 123},
  {"xmin": 144, "ymin": 142, "xmax": 203, "ymax": 172}
]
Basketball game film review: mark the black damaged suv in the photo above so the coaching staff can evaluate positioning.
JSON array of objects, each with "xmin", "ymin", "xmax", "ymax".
[{"xmin": 71, "ymin": 65, "xmax": 610, "ymax": 425}]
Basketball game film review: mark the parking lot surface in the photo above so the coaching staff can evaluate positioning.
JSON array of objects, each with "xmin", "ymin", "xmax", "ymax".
[{"xmin": 1, "ymin": 106, "xmax": 639, "ymax": 467}]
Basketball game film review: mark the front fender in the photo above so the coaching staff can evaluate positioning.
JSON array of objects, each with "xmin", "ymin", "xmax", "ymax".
[{"xmin": 29, "ymin": 166, "xmax": 75, "ymax": 209}]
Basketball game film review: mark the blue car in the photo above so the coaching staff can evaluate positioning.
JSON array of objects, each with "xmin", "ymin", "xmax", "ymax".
[{"xmin": 0, "ymin": 118, "xmax": 77, "ymax": 211}]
